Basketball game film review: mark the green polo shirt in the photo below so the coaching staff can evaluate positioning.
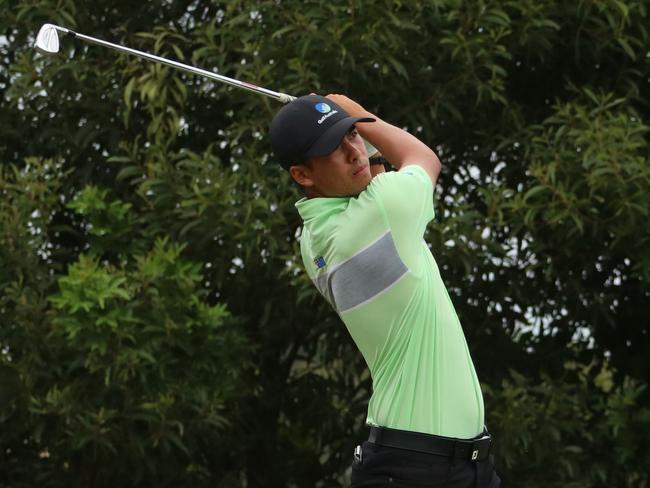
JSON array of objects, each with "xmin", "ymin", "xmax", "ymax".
[{"xmin": 295, "ymin": 165, "xmax": 484, "ymax": 439}]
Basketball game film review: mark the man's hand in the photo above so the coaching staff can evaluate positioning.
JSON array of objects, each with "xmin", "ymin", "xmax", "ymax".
[{"xmin": 326, "ymin": 94, "xmax": 374, "ymax": 119}]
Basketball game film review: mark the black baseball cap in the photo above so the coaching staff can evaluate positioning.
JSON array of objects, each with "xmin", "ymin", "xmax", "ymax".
[{"xmin": 270, "ymin": 94, "xmax": 375, "ymax": 169}]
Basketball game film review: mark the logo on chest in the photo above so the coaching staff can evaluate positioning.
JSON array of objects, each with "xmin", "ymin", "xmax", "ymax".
[{"xmin": 314, "ymin": 256, "xmax": 327, "ymax": 269}]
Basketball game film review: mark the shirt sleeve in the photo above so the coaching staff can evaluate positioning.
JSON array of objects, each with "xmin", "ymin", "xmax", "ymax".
[{"xmin": 364, "ymin": 165, "xmax": 435, "ymax": 267}]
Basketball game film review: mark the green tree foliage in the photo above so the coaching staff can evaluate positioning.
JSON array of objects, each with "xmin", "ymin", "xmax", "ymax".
[
  {"xmin": 1, "ymin": 0, "xmax": 649, "ymax": 486},
  {"xmin": 1, "ymin": 162, "xmax": 250, "ymax": 486}
]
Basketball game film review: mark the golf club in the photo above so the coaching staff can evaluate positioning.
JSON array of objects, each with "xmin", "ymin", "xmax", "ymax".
[
  {"xmin": 34, "ymin": 23, "xmax": 296, "ymax": 103},
  {"xmin": 34, "ymin": 23, "xmax": 379, "ymax": 156}
]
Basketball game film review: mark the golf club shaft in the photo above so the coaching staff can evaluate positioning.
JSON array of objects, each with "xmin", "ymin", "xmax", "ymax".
[
  {"xmin": 49, "ymin": 25, "xmax": 295, "ymax": 103},
  {"xmin": 39, "ymin": 24, "xmax": 378, "ymax": 157}
]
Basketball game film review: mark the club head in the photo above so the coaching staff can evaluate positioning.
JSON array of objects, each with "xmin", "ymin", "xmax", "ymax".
[{"xmin": 34, "ymin": 24, "xmax": 60, "ymax": 54}]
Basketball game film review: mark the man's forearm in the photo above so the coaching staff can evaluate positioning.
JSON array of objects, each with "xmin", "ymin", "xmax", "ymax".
[
  {"xmin": 326, "ymin": 94, "xmax": 441, "ymax": 183},
  {"xmin": 360, "ymin": 116, "xmax": 441, "ymax": 185},
  {"xmin": 358, "ymin": 118, "xmax": 436, "ymax": 170}
]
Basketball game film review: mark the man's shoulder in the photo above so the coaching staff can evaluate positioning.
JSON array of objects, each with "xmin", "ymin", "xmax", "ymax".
[
  {"xmin": 302, "ymin": 207, "xmax": 389, "ymax": 266},
  {"xmin": 368, "ymin": 165, "xmax": 432, "ymax": 190},
  {"xmin": 361, "ymin": 166, "xmax": 433, "ymax": 212}
]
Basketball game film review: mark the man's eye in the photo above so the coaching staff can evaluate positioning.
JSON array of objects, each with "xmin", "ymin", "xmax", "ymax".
[{"xmin": 349, "ymin": 129, "xmax": 358, "ymax": 138}]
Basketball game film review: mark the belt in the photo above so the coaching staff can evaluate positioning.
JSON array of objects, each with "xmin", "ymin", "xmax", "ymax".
[{"xmin": 368, "ymin": 426, "xmax": 492, "ymax": 462}]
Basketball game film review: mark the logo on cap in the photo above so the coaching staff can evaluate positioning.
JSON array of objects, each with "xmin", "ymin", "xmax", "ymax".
[{"xmin": 315, "ymin": 102, "xmax": 332, "ymax": 114}]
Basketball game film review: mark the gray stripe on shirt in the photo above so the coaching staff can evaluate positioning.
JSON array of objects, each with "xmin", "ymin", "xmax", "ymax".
[{"xmin": 313, "ymin": 232, "xmax": 408, "ymax": 313}]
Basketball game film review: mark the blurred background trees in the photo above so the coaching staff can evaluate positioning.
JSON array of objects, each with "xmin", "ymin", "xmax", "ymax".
[{"xmin": 1, "ymin": 0, "xmax": 649, "ymax": 486}]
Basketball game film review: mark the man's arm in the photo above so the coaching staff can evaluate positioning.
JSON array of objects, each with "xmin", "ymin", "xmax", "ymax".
[{"xmin": 326, "ymin": 94, "xmax": 442, "ymax": 186}]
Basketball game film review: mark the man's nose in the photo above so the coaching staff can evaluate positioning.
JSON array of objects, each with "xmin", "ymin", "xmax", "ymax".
[{"xmin": 342, "ymin": 139, "xmax": 361, "ymax": 162}]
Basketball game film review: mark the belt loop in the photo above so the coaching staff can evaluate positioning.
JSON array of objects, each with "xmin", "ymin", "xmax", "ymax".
[
  {"xmin": 453, "ymin": 440, "xmax": 463, "ymax": 461},
  {"xmin": 368, "ymin": 426, "xmax": 381, "ymax": 444}
]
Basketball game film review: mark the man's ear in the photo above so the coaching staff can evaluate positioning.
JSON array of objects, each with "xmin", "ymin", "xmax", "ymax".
[{"xmin": 288, "ymin": 164, "xmax": 314, "ymax": 188}]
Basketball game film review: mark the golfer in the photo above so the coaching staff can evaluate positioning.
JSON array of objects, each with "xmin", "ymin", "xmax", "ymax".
[{"xmin": 270, "ymin": 94, "xmax": 500, "ymax": 488}]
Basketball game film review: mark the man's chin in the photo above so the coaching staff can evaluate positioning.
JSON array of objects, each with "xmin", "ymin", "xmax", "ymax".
[{"xmin": 348, "ymin": 180, "xmax": 372, "ymax": 198}]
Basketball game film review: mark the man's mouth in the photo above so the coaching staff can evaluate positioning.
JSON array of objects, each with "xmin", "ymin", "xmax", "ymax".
[{"xmin": 353, "ymin": 166, "xmax": 367, "ymax": 176}]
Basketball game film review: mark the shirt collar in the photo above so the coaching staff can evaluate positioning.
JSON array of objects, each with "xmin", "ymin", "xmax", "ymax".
[{"xmin": 295, "ymin": 196, "xmax": 350, "ymax": 224}]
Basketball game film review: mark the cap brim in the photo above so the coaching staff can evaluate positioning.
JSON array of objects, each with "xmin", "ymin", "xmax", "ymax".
[{"xmin": 305, "ymin": 116, "xmax": 375, "ymax": 158}]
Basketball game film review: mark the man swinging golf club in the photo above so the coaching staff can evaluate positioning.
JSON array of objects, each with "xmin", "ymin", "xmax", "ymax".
[
  {"xmin": 270, "ymin": 94, "xmax": 500, "ymax": 488},
  {"xmin": 34, "ymin": 22, "xmax": 499, "ymax": 486}
]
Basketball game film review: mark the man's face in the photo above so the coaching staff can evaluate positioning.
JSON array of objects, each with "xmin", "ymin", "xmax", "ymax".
[{"xmin": 289, "ymin": 126, "xmax": 372, "ymax": 198}]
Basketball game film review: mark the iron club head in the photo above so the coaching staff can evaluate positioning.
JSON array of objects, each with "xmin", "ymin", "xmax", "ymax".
[{"xmin": 34, "ymin": 24, "xmax": 60, "ymax": 54}]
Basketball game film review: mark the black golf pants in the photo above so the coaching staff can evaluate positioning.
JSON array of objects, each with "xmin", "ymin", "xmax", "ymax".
[{"xmin": 351, "ymin": 441, "xmax": 501, "ymax": 488}]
